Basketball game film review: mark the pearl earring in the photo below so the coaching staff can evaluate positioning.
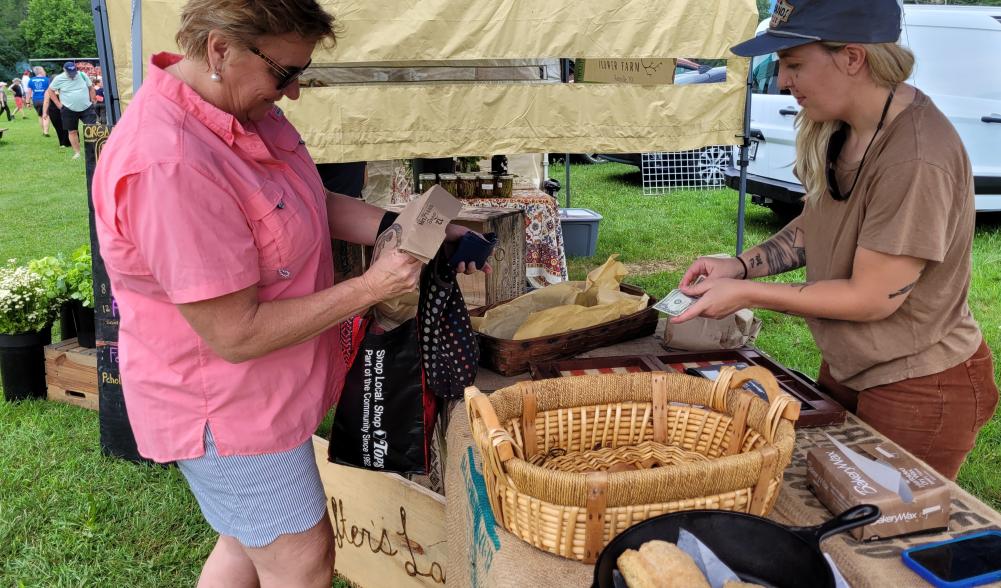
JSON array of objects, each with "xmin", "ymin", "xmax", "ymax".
[{"xmin": 210, "ymin": 71, "xmax": 221, "ymax": 82}]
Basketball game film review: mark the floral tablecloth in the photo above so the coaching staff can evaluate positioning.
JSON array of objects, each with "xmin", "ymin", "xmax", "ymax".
[{"xmin": 394, "ymin": 188, "xmax": 568, "ymax": 288}]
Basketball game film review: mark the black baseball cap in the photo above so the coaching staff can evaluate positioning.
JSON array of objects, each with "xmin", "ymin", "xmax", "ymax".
[{"xmin": 731, "ymin": 0, "xmax": 902, "ymax": 57}]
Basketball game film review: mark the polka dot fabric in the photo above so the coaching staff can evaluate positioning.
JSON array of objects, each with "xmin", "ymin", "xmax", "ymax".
[{"xmin": 418, "ymin": 253, "xmax": 479, "ymax": 399}]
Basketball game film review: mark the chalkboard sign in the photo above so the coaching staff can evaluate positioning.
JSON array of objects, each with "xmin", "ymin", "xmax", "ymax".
[{"xmin": 84, "ymin": 123, "xmax": 150, "ymax": 464}]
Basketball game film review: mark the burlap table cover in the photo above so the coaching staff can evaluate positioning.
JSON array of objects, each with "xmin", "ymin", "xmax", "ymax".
[{"xmin": 448, "ymin": 330, "xmax": 1001, "ymax": 587}]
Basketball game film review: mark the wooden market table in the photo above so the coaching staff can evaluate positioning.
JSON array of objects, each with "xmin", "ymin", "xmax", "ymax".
[
  {"xmin": 312, "ymin": 323, "xmax": 1001, "ymax": 587},
  {"xmin": 444, "ymin": 324, "xmax": 1001, "ymax": 588}
]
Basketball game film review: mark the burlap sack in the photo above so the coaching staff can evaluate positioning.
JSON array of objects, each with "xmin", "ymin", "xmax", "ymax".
[
  {"xmin": 661, "ymin": 308, "xmax": 762, "ymax": 351},
  {"xmin": 445, "ymin": 403, "xmax": 593, "ymax": 588}
]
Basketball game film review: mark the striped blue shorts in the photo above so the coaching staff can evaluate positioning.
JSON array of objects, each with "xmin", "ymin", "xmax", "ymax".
[{"xmin": 176, "ymin": 426, "xmax": 328, "ymax": 548}]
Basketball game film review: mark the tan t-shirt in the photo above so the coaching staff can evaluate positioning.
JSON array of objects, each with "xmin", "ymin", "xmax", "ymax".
[{"xmin": 800, "ymin": 89, "xmax": 981, "ymax": 390}]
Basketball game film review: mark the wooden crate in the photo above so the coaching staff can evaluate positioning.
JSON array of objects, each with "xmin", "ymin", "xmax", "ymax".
[
  {"xmin": 385, "ymin": 204, "xmax": 526, "ymax": 308},
  {"xmin": 311, "ymin": 437, "xmax": 447, "ymax": 588},
  {"xmin": 44, "ymin": 338, "xmax": 99, "ymax": 410}
]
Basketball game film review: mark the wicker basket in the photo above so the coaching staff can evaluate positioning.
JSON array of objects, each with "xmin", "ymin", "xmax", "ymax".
[{"xmin": 464, "ymin": 367, "xmax": 800, "ymax": 563}]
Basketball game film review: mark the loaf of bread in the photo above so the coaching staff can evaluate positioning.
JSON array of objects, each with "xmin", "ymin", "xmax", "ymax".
[{"xmin": 616, "ymin": 540, "xmax": 710, "ymax": 588}]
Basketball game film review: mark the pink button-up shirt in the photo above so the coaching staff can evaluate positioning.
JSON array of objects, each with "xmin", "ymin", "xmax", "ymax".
[{"xmin": 92, "ymin": 53, "xmax": 345, "ymax": 462}]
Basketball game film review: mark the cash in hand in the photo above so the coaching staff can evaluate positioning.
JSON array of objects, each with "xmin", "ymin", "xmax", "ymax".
[{"xmin": 654, "ymin": 276, "xmax": 704, "ymax": 317}]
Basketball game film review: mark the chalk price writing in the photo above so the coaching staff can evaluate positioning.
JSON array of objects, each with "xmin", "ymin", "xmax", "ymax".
[{"xmin": 330, "ymin": 498, "xmax": 445, "ymax": 584}]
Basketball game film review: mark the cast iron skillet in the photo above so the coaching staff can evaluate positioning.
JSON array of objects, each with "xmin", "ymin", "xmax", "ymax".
[{"xmin": 593, "ymin": 504, "xmax": 880, "ymax": 588}]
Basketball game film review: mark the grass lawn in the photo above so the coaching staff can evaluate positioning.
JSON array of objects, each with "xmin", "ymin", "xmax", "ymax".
[{"xmin": 0, "ymin": 114, "xmax": 998, "ymax": 585}]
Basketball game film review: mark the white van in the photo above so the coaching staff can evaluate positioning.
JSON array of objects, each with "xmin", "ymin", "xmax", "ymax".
[{"xmin": 726, "ymin": 5, "xmax": 1001, "ymax": 218}]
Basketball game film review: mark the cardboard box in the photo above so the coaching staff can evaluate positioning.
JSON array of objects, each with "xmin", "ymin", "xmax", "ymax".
[
  {"xmin": 807, "ymin": 441, "xmax": 950, "ymax": 541},
  {"xmin": 574, "ymin": 58, "xmax": 676, "ymax": 85}
]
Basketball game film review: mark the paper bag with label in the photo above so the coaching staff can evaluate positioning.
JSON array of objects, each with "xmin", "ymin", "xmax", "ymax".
[
  {"xmin": 372, "ymin": 185, "xmax": 462, "ymax": 330},
  {"xmin": 391, "ymin": 184, "xmax": 462, "ymax": 264},
  {"xmin": 661, "ymin": 308, "xmax": 762, "ymax": 350}
]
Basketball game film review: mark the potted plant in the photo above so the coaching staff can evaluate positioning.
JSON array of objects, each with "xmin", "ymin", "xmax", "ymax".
[
  {"xmin": 64, "ymin": 245, "xmax": 95, "ymax": 348},
  {"xmin": 28, "ymin": 254, "xmax": 74, "ymax": 340},
  {"xmin": 0, "ymin": 259, "xmax": 59, "ymax": 401}
]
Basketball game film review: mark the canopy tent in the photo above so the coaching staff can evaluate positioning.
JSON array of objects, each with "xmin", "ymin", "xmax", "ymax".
[{"xmin": 97, "ymin": 0, "xmax": 755, "ymax": 161}]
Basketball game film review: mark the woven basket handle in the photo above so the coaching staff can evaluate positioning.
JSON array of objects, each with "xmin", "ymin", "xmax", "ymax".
[
  {"xmin": 728, "ymin": 366, "xmax": 801, "ymax": 422},
  {"xmin": 464, "ymin": 386, "xmax": 516, "ymax": 463}
]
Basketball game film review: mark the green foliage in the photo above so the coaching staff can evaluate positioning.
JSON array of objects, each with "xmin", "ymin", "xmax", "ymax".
[
  {"xmin": 27, "ymin": 253, "xmax": 69, "ymax": 303},
  {"xmin": 19, "ymin": 0, "xmax": 96, "ymax": 60},
  {"xmin": 757, "ymin": 0, "xmax": 771, "ymax": 21},
  {"xmin": 64, "ymin": 244, "xmax": 93, "ymax": 308}
]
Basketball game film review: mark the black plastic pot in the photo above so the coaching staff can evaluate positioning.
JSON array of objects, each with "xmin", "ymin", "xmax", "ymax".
[
  {"xmin": 0, "ymin": 327, "xmax": 52, "ymax": 401},
  {"xmin": 59, "ymin": 301, "xmax": 77, "ymax": 341},
  {"xmin": 72, "ymin": 302, "xmax": 96, "ymax": 348}
]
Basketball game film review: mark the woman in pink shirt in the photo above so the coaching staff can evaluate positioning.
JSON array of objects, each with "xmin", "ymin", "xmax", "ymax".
[{"xmin": 91, "ymin": 1, "xmax": 485, "ymax": 585}]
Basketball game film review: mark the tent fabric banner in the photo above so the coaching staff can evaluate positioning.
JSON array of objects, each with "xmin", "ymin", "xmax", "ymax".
[
  {"xmin": 130, "ymin": 0, "xmax": 758, "ymax": 64},
  {"xmin": 106, "ymin": 0, "xmax": 758, "ymax": 162},
  {"xmin": 285, "ymin": 65, "xmax": 749, "ymax": 163}
]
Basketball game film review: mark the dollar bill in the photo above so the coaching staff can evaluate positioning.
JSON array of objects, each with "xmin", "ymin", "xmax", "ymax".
[
  {"xmin": 654, "ymin": 289, "xmax": 697, "ymax": 316},
  {"xmin": 654, "ymin": 276, "xmax": 705, "ymax": 317}
]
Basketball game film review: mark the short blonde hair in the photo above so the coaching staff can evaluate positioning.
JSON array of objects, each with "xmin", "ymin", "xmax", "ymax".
[{"xmin": 176, "ymin": 0, "xmax": 336, "ymax": 62}]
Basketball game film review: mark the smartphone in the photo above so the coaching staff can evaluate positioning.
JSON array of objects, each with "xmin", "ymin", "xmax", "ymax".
[{"xmin": 901, "ymin": 531, "xmax": 1001, "ymax": 588}]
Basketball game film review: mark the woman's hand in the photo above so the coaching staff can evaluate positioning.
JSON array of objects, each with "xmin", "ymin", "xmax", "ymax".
[
  {"xmin": 670, "ymin": 277, "xmax": 751, "ymax": 324},
  {"xmin": 444, "ymin": 223, "xmax": 493, "ymax": 276},
  {"xmin": 678, "ymin": 256, "xmax": 744, "ymax": 292},
  {"xmin": 360, "ymin": 248, "xmax": 424, "ymax": 302}
]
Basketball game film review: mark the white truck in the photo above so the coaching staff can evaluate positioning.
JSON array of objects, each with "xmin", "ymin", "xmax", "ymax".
[{"xmin": 726, "ymin": 5, "xmax": 1001, "ymax": 218}]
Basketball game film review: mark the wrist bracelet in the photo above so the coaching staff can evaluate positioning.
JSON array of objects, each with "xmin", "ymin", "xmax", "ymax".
[
  {"xmin": 377, "ymin": 211, "xmax": 399, "ymax": 237},
  {"xmin": 736, "ymin": 256, "xmax": 749, "ymax": 280}
]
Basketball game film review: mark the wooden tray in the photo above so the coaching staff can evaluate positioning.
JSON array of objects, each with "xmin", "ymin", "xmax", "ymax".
[
  {"xmin": 530, "ymin": 347, "xmax": 846, "ymax": 428},
  {"xmin": 470, "ymin": 283, "xmax": 658, "ymax": 376}
]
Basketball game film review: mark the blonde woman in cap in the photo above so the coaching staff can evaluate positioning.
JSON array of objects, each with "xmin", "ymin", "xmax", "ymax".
[{"xmin": 675, "ymin": 0, "xmax": 997, "ymax": 480}]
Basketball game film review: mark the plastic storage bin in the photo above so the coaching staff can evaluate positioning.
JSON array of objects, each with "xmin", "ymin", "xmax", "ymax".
[{"xmin": 559, "ymin": 208, "xmax": 603, "ymax": 257}]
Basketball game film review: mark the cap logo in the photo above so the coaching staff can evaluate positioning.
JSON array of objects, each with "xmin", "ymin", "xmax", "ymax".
[{"xmin": 771, "ymin": 0, "xmax": 795, "ymax": 28}]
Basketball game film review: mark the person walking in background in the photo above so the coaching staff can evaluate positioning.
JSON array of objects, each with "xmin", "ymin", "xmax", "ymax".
[
  {"xmin": 21, "ymin": 70, "xmax": 32, "ymax": 104},
  {"xmin": 0, "ymin": 83, "xmax": 12, "ymax": 122},
  {"xmin": 40, "ymin": 76, "xmax": 72, "ymax": 149},
  {"xmin": 93, "ymin": 77, "xmax": 106, "ymax": 123},
  {"xmin": 27, "ymin": 66, "xmax": 50, "ymax": 136},
  {"xmin": 11, "ymin": 79, "xmax": 26, "ymax": 118},
  {"xmin": 47, "ymin": 62, "xmax": 97, "ymax": 159}
]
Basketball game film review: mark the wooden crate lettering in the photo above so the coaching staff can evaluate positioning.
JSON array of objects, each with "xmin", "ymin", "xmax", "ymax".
[{"xmin": 312, "ymin": 437, "xmax": 447, "ymax": 588}]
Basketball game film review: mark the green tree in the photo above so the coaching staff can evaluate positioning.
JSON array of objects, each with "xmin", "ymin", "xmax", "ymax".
[
  {"xmin": 757, "ymin": 0, "xmax": 771, "ymax": 21},
  {"xmin": 20, "ymin": 0, "xmax": 96, "ymax": 59}
]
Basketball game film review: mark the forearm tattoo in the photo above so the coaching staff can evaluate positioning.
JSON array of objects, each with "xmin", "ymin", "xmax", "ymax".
[
  {"xmin": 788, "ymin": 282, "xmax": 815, "ymax": 293},
  {"xmin": 889, "ymin": 281, "xmax": 917, "ymax": 299},
  {"xmin": 756, "ymin": 226, "xmax": 806, "ymax": 275}
]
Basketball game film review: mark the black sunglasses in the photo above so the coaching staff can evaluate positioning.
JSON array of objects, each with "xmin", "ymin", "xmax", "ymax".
[{"xmin": 248, "ymin": 46, "xmax": 311, "ymax": 90}]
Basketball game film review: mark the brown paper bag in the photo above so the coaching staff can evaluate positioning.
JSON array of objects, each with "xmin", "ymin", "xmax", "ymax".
[
  {"xmin": 661, "ymin": 308, "xmax": 762, "ymax": 351},
  {"xmin": 372, "ymin": 185, "xmax": 462, "ymax": 330}
]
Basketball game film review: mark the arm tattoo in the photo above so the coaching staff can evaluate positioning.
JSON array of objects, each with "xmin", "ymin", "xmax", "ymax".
[
  {"xmin": 748, "ymin": 253, "xmax": 764, "ymax": 269},
  {"xmin": 757, "ymin": 226, "xmax": 807, "ymax": 275},
  {"xmin": 889, "ymin": 281, "xmax": 917, "ymax": 300},
  {"xmin": 788, "ymin": 282, "xmax": 815, "ymax": 293}
]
